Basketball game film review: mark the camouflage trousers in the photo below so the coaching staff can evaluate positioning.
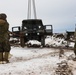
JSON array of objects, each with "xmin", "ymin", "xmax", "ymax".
[{"xmin": 0, "ymin": 41, "xmax": 11, "ymax": 52}]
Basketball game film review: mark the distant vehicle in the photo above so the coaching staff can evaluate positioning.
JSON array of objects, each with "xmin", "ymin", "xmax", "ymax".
[
  {"xmin": 11, "ymin": 0, "xmax": 53, "ymax": 47},
  {"xmin": 66, "ymin": 31, "xmax": 75, "ymax": 42},
  {"xmin": 12, "ymin": 19, "xmax": 53, "ymax": 47}
]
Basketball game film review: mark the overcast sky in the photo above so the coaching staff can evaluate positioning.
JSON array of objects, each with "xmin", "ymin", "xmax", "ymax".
[{"xmin": 0, "ymin": 0, "xmax": 76, "ymax": 33}]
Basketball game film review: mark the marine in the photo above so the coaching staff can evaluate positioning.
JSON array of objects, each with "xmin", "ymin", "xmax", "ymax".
[{"xmin": 0, "ymin": 13, "xmax": 11, "ymax": 63}]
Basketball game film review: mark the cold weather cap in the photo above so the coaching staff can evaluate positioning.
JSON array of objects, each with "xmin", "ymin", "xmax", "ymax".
[{"xmin": 0, "ymin": 13, "xmax": 7, "ymax": 20}]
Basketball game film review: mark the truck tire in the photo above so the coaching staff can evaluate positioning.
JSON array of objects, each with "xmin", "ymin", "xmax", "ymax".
[
  {"xmin": 41, "ymin": 36, "xmax": 45, "ymax": 47},
  {"xmin": 20, "ymin": 37, "xmax": 25, "ymax": 47}
]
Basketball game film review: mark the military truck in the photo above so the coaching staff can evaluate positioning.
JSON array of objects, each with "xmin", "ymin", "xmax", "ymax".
[{"xmin": 12, "ymin": 19, "xmax": 53, "ymax": 47}]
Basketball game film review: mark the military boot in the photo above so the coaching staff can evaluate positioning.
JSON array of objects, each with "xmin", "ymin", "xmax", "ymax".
[{"xmin": 4, "ymin": 52, "xmax": 9, "ymax": 63}]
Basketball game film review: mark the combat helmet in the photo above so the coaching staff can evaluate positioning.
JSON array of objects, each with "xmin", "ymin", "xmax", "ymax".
[{"xmin": 0, "ymin": 13, "xmax": 7, "ymax": 20}]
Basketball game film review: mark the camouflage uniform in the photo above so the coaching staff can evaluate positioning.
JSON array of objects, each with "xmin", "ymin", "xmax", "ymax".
[{"xmin": 0, "ymin": 13, "xmax": 10, "ymax": 63}]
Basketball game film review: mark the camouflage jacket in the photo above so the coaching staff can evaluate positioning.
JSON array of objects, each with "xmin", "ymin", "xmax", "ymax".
[{"xmin": 0, "ymin": 19, "xmax": 9, "ymax": 42}]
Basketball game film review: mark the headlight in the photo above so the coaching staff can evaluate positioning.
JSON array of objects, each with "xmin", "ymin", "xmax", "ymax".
[
  {"xmin": 37, "ymin": 33, "xmax": 39, "ymax": 35},
  {"xmin": 39, "ymin": 26, "xmax": 41, "ymax": 28},
  {"xmin": 25, "ymin": 33, "xmax": 28, "ymax": 36}
]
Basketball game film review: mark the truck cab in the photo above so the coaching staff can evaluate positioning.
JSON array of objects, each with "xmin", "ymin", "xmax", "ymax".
[{"xmin": 12, "ymin": 19, "xmax": 53, "ymax": 47}]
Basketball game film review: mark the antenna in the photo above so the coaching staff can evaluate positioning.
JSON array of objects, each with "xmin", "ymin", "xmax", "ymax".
[{"xmin": 27, "ymin": 0, "xmax": 37, "ymax": 19}]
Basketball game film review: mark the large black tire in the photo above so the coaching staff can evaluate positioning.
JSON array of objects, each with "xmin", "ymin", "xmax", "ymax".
[
  {"xmin": 20, "ymin": 37, "xmax": 25, "ymax": 47},
  {"xmin": 41, "ymin": 36, "xmax": 45, "ymax": 47}
]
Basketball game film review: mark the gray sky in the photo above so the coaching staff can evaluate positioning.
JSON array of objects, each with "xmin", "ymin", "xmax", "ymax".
[{"xmin": 0, "ymin": 0, "xmax": 76, "ymax": 33}]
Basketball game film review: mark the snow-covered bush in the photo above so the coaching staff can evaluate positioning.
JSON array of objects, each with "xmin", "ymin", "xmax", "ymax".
[{"xmin": 45, "ymin": 36, "xmax": 67, "ymax": 47}]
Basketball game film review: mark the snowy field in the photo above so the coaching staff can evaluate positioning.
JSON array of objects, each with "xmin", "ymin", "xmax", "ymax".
[{"xmin": 0, "ymin": 46, "xmax": 76, "ymax": 75}]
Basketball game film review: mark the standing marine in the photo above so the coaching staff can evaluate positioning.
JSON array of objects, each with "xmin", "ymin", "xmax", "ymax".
[{"xmin": 0, "ymin": 13, "xmax": 11, "ymax": 63}]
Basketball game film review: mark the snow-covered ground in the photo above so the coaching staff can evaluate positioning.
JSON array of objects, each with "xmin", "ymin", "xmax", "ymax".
[
  {"xmin": 45, "ymin": 36, "xmax": 74, "ymax": 48},
  {"xmin": 0, "ymin": 46, "xmax": 76, "ymax": 75},
  {"xmin": 0, "ymin": 36, "xmax": 75, "ymax": 75},
  {"xmin": 10, "ymin": 36, "xmax": 75, "ymax": 48}
]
